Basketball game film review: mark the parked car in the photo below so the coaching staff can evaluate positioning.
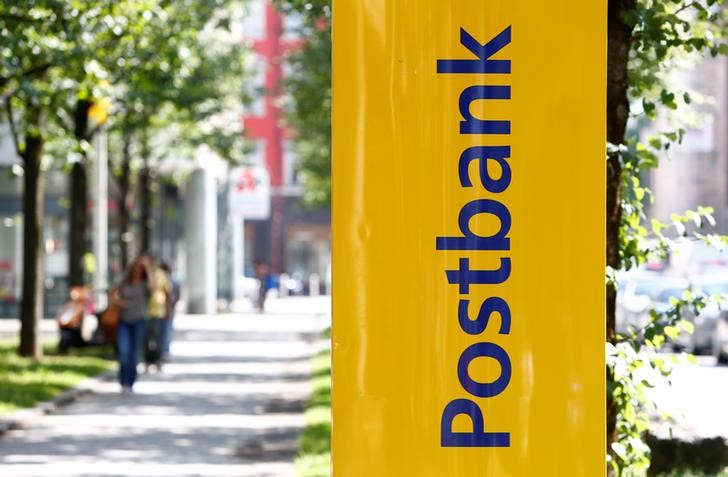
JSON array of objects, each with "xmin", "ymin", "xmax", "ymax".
[
  {"xmin": 616, "ymin": 275, "xmax": 687, "ymax": 336},
  {"xmin": 693, "ymin": 276, "xmax": 728, "ymax": 363},
  {"xmin": 712, "ymin": 311, "xmax": 728, "ymax": 365},
  {"xmin": 678, "ymin": 277, "xmax": 728, "ymax": 355}
]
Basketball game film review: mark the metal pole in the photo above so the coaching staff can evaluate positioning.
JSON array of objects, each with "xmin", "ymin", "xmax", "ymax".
[
  {"xmin": 231, "ymin": 215, "xmax": 244, "ymax": 304},
  {"xmin": 93, "ymin": 128, "xmax": 108, "ymax": 310}
]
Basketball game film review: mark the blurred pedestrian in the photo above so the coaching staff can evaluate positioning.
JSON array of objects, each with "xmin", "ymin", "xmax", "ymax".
[
  {"xmin": 110, "ymin": 256, "xmax": 155, "ymax": 394},
  {"xmin": 145, "ymin": 257, "xmax": 171, "ymax": 370},
  {"xmin": 254, "ymin": 259, "xmax": 269, "ymax": 312},
  {"xmin": 56, "ymin": 287, "xmax": 90, "ymax": 354},
  {"xmin": 160, "ymin": 262, "xmax": 180, "ymax": 361}
]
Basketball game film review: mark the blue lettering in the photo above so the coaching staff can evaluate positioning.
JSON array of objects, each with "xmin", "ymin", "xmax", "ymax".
[
  {"xmin": 441, "ymin": 398, "xmax": 510, "ymax": 447},
  {"xmin": 459, "ymin": 86, "xmax": 511, "ymax": 135},
  {"xmin": 437, "ymin": 27, "xmax": 512, "ymax": 74},
  {"xmin": 458, "ymin": 297, "xmax": 511, "ymax": 335},
  {"xmin": 459, "ymin": 146, "xmax": 511, "ymax": 192},
  {"xmin": 437, "ymin": 25, "xmax": 514, "ymax": 449},
  {"xmin": 458, "ymin": 342, "xmax": 512, "ymax": 398},
  {"xmin": 435, "ymin": 199, "xmax": 511, "ymax": 251},
  {"xmin": 446, "ymin": 258, "xmax": 511, "ymax": 295}
]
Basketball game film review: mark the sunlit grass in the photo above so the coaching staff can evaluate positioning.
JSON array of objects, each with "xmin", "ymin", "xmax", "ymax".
[
  {"xmin": 295, "ymin": 341, "xmax": 331, "ymax": 477},
  {"xmin": 0, "ymin": 340, "xmax": 114, "ymax": 415}
]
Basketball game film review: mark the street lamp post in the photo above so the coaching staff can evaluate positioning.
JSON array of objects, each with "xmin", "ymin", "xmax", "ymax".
[{"xmin": 92, "ymin": 127, "xmax": 108, "ymax": 310}]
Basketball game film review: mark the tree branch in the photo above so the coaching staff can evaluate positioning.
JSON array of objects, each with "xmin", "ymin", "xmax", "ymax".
[
  {"xmin": 674, "ymin": 1, "xmax": 698, "ymax": 16},
  {"xmin": 0, "ymin": 63, "xmax": 53, "ymax": 90},
  {"xmin": 0, "ymin": 13, "xmax": 41, "ymax": 24},
  {"xmin": 4, "ymin": 96, "xmax": 22, "ymax": 157}
]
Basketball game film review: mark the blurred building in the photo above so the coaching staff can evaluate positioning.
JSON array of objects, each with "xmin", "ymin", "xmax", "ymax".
[
  {"xmin": 0, "ymin": 130, "xmax": 70, "ymax": 317},
  {"xmin": 0, "ymin": 127, "xmax": 182, "ymax": 318},
  {"xmin": 648, "ymin": 55, "xmax": 728, "ymax": 234},
  {"xmin": 239, "ymin": 0, "xmax": 331, "ymax": 289}
]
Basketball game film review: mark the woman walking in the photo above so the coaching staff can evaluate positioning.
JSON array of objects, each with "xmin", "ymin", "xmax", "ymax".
[{"xmin": 111, "ymin": 257, "xmax": 155, "ymax": 394}]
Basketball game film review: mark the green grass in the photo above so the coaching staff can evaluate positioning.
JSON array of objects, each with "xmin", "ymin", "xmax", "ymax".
[
  {"xmin": 0, "ymin": 341, "xmax": 115, "ymax": 416},
  {"xmin": 295, "ymin": 343, "xmax": 332, "ymax": 477}
]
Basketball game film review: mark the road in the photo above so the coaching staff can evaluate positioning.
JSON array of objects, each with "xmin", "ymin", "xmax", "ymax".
[{"xmin": 0, "ymin": 297, "xmax": 330, "ymax": 477}]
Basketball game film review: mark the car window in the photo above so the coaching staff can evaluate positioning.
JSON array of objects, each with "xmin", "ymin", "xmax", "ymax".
[
  {"xmin": 699, "ymin": 283, "xmax": 728, "ymax": 296},
  {"xmin": 655, "ymin": 288, "xmax": 684, "ymax": 303},
  {"xmin": 634, "ymin": 283, "xmax": 662, "ymax": 297}
]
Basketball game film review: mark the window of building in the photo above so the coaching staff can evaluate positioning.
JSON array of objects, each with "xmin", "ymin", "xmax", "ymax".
[
  {"xmin": 240, "ymin": 0, "xmax": 266, "ymax": 40},
  {"xmin": 283, "ymin": 140, "xmax": 299, "ymax": 186},
  {"xmin": 244, "ymin": 53, "xmax": 267, "ymax": 118}
]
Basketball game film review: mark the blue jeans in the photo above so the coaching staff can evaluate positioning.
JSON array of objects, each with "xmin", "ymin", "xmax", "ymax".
[
  {"xmin": 117, "ymin": 319, "xmax": 146, "ymax": 388},
  {"xmin": 163, "ymin": 315, "xmax": 174, "ymax": 357}
]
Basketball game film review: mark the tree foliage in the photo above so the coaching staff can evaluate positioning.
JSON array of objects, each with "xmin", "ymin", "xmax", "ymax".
[
  {"xmin": 100, "ymin": 0, "xmax": 247, "ymax": 254},
  {"xmin": 1, "ymin": 0, "xmax": 248, "ymax": 355},
  {"xmin": 607, "ymin": 1, "xmax": 727, "ymax": 475},
  {"xmin": 1, "ymin": 0, "xmax": 155, "ymax": 357},
  {"xmin": 273, "ymin": 0, "xmax": 331, "ymax": 207}
]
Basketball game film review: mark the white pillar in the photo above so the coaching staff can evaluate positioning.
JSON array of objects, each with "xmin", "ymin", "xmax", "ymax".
[
  {"xmin": 309, "ymin": 273, "xmax": 320, "ymax": 297},
  {"xmin": 279, "ymin": 273, "xmax": 289, "ymax": 298},
  {"xmin": 92, "ymin": 129, "xmax": 108, "ymax": 310},
  {"xmin": 231, "ymin": 215, "xmax": 244, "ymax": 303},
  {"xmin": 186, "ymin": 167, "xmax": 217, "ymax": 314}
]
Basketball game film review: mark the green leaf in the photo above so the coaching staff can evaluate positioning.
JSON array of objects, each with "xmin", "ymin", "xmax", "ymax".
[
  {"xmin": 664, "ymin": 326, "xmax": 680, "ymax": 340},
  {"xmin": 661, "ymin": 89, "xmax": 678, "ymax": 109},
  {"xmin": 611, "ymin": 442, "xmax": 627, "ymax": 459}
]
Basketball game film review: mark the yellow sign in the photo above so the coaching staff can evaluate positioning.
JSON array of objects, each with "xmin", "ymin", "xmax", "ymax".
[{"xmin": 333, "ymin": 2, "xmax": 606, "ymax": 476}]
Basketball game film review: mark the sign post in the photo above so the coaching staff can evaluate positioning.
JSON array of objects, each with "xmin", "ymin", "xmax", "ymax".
[
  {"xmin": 333, "ymin": 2, "xmax": 606, "ymax": 475},
  {"xmin": 228, "ymin": 165, "xmax": 271, "ymax": 302}
]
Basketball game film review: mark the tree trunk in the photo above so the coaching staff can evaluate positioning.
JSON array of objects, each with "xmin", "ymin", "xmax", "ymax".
[
  {"xmin": 69, "ymin": 161, "xmax": 87, "ymax": 287},
  {"xmin": 19, "ymin": 119, "xmax": 45, "ymax": 358},
  {"xmin": 606, "ymin": 0, "xmax": 634, "ymax": 457},
  {"xmin": 118, "ymin": 137, "xmax": 132, "ymax": 270},
  {"xmin": 68, "ymin": 99, "xmax": 92, "ymax": 287},
  {"xmin": 138, "ymin": 127, "xmax": 153, "ymax": 255},
  {"xmin": 139, "ymin": 155, "xmax": 152, "ymax": 254}
]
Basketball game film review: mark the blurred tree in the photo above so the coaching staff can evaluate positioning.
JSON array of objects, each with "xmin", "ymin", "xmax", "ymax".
[
  {"xmin": 102, "ymin": 0, "xmax": 247, "ymax": 259},
  {"xmin": 273, "ymin": 0, "xmax": 331, "ymax": 207},
  {"xmin": 0, "ymin": 0, "xmax": 246, "ymax": 356},
  {"xmin": 606, "ymin": 2, "xmax": 726, "ymax": 475},
  {"xmin": 0, "ymin": 1, "xmax": 144, "ymax": 357}
]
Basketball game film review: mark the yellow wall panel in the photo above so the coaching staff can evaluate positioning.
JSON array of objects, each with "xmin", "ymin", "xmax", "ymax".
[{"xmin": 333, "ymin": 2, "xmax": 606, "ymax": 475}]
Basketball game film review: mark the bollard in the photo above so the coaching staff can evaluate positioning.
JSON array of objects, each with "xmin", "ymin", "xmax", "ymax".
[
  {"xmin": 309, "ymin": 273, "xmax": 320, "ymax": 297},
  {"xmin": 279, "ymin": 273, "xmax": 289, "ymax": 298}
]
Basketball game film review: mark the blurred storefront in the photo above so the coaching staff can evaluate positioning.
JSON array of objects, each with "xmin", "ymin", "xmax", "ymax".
[{"xmin": 0, "ymin": 165, "xmax": 71, "ymax": 318}]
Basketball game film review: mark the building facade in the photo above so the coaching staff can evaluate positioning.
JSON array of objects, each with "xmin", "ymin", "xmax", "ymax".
[
  {"xmin": 240, "ymin": 0, "xmax": 331, "ymax": 289},
  {"xmin": 0, "ymin": 131, "xmax": 71, "ymax": 317},
  {"xmin": 648, "ymin": 55, "xmax": 728, "ymax": 235}
]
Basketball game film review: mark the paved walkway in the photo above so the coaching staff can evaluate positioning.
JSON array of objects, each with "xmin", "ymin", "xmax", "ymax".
[{"xmin": 0, "ymin": 297, "xmax": 330, "ymax": 477}]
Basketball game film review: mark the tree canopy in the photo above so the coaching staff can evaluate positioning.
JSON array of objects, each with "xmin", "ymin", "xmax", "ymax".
[{"xmin": 1, "ymin": 0, "xmax": 248, "ymax": 356}]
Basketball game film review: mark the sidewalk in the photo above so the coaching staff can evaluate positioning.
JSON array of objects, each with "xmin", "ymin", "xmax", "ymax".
[{"xmin": 0, "ymin": 297, "xmax": 331, "ymax": 477}]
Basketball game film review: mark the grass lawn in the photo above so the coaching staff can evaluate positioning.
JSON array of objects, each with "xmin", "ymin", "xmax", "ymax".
[
  {"xmin": 0, "ymin": 341, "xmax": 115, "ymax": 416},
  {"xmin": 295, "ymin": 341, "xmax": 331, "ymax": 477}
]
